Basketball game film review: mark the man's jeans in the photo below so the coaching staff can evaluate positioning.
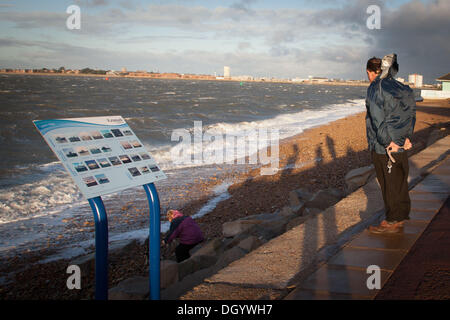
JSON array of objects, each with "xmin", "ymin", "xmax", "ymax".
[{"xmin": 372, "ymin": 150, "xmax": 411, "ymax": 222}]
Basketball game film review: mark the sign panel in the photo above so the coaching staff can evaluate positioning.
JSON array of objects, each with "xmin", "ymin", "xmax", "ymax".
[{"xmin": 34, "ymin": 116, "xmax": 166, "ymax": 199}]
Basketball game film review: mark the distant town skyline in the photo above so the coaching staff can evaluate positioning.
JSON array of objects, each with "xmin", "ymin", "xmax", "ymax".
[{"xmin": 0, "ymin": 0, "xmax": 449, "ymax": 83}]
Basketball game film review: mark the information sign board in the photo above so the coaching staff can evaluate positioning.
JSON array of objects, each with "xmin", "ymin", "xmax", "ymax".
[{"xmin": 34, "ymin": 116, "xmax": 166, "ymax": 199}]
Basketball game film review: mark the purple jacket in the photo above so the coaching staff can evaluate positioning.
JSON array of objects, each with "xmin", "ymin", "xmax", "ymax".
[{"xmin": 165, "ymin": 216, "xmax": 204, "ymax": 245}]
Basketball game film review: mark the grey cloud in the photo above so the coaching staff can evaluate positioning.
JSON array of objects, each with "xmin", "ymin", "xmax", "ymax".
[
  {"xmin": 230, "ymin": 0, "xmax": 258, "ymax": 15},
  {"xmin": 0, "ymin": 9, "xmax": 127, "ymax": 36},
  {"xmin": 0, "ymin": 37, "xmax": 119, "ymax": 69},
  {"xmin": 365, "ymin": 0, "xmax": 450, "ymax": 82},
  {"xmin": 268, "ymin": 45, "xmax": 302, "ymax": 58},
  {"xmin": 122, "ymin": 34, "xmax": 208, "ymax": 43},
  {"xmin": 0, "ymin": 38, "xmax": 102, "ymax": 56},
  {"xmin": 74, "ymin": 0, "xmax": 109, "ymax": 7},
  {"xmin": 0, "ymin": 11, "xmax": 66, "ymax": 29},
  {"xmin": 0, "ymin": 38, "xmax": 35, "ymax": 47},
  {"xmin": 267, "ymin": 28, "xmax": 296, "ymax": 45},
  {"xmin": 309, "ymin": 0, "xmax": 385, "ymax": 28},
  {"xmin": 284, "ymin": 0, "xmax": 449, "ymax": 82},
  {"xmin": 118, "ymin": 1, "xmax": 137, "ymax": 10}
]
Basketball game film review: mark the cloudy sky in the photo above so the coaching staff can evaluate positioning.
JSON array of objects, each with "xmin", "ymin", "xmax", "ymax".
[{"xmin": 0, "ymin": 0, "xmax": 448, "ymax": 82}]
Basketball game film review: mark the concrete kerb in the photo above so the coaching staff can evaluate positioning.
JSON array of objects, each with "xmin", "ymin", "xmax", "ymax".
[{"xmin": 181, "ymin": 135, "xmax": 450, "ymax": 300}]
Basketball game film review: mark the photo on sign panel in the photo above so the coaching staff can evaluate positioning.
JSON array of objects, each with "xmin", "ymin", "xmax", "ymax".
[
  {"xmin": 85, "ymin": 160, "xmax": 100, "ymax": 170},
  {"xmin": 108, "ymin": 156, "xmax": 121, "ymax": 166},
  {"xmin": 89, "ymin": 146, "xmax": 102, "ymax": 155},
  {"xmin": 149, "ymin": 166, "xmax": 160, "ymax": 172},
  {"xmin": 128, "ymin": 167, "xmax": 141, "ymax": 177},
  {"xmin": 76, "ymin": 146, "xmax": 89, "ymax": 156},
  {"xmin": 53, "ymin": 135, "xmax": 68, "ymax": 144},
  {"xmin": 83, "ymin": 176, "xmax": 98, "ymax": 187},
  {"xmin": 68, "ymin": 134, "xmax": 81, "ymax": 142},
  {"xmin": 111, "ymin": 129, "xmax": 123, "ymax": 137},
  {"xmin": 131, "ymin": 140, "xmax": 142, "ymax": 148},
  {"xmin": 63, "ymin": 148, "xmax": 78, "ymax": 158},
  {"xmin": 97, "ymin": 158, "xmax": 111, "ymax": 168},
  {"xmin": 120, "ymin": 141, "xmax": 133, "ymax": 150},
  {"xmin": 122, "ymin": 129, "xmax": 133, "ymax": 136},
  {"xmin": 95, "ymin": 174, "xmax": 110, "ymax": 184},
  {"xmin": 119, "ymin": 155, "xmax": 132, "ymax": 164},
  {"xmin": 91, "ymin": 131, "xmax": 103, "ymax": 140},
  {"xmin": 101, "ymin": 145, "xmax": 112, "ymax": 153},
  {"xmin": 130, "ymin": 154, "xmax": 142, "ymax": 162},
  {"xmin": 101, "ymin": 130, "xmax": 114, "ymax": 138},
  {"xmin": 73, "ymin": 162, "xmax": 88, "ymax": 173},
  {"xmin": 79, "ymin": 132, "xmax": 92, "ymax": 141},
  {"xmin": 140, "ymin": 166, "xmax": 150, "ymax": 174}
]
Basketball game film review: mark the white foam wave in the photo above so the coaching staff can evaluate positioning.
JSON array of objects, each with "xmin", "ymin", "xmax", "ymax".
[
  {"xmin": 192, "ymin": 181, "xmax": 232, "ymax": 219},
  {"xmin": 197, "ymin": 97, "xmax": 217, "ymax": 100},
  {"xmin": 0, "ymin": 162, "xmax": 83, "ymax": 224}
]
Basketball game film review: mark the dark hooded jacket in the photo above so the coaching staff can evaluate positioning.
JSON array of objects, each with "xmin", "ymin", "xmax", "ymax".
[{"xmin": 365, "ymin": 74, "xmax": 416, "ymax": 154}]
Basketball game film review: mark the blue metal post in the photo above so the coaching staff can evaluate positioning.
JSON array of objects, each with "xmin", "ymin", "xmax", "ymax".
[
  {"xmin": 88, "ymin": 196, "xmax": 109, "ymax": 300},
  {"xmin": 143, "ymin": 183, "xmax": 161, "ymax": 300}
]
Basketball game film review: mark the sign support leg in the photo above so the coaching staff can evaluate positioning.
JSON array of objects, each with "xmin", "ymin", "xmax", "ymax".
[
  {"xmin": 88, "ymin": 196, "xmax": 109, "ymax": 300},
  {"xmin": 143, "ymin": 183, "xmax": 161, "ymax": 300}
]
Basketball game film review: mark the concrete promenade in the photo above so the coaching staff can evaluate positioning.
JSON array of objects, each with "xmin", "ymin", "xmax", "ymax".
[{"xmin": 181, "ymin": 136, "xmax": 450, "ymax": 300}]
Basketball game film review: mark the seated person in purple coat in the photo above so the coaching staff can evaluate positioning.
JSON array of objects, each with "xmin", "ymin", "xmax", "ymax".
[{"xmin": 163, "ymin": 210, "xmax": 204, "ymax": 262}]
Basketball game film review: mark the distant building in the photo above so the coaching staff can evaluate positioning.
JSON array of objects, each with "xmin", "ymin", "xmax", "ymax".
[
  {"xmin": 437, "ymin": 72, "xmax": 450, "ymax": 92},
  {"xmin": 231, "ymin": 75, "xmax": 253, "ymax": 81},
  {"xmin": 292, "ymin": 77, "xmax": 308, "ymax": 83},
  {"xmin": 408, "ymin": 74, "xmax": 423, "ymax": 88},
  {"xmin": 421, "ymin": 72, "xmax": 450, "ymax": 99},
  {"xmin": 224, "ymin": 66, "xmax": 230, "ymax": 79},
  {"xmin": 310, "ymin": 77, "xmax": 329, "ymax": 83},
  {"xmin": 121, "ymin": 67, "xmax": 127, "ymax": 73}
]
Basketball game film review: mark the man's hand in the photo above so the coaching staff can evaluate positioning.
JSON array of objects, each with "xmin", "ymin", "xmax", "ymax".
[
  {"xmin": 403, "ymin": 138, "xmax": 412, "ymax": 150},
  {"xmin": 387, "ymin": 141, "xmax": 401, "ymax": 153},
  {"xmin": 386, "ymin": 141, "xmax": 402, "ymax": 163}
]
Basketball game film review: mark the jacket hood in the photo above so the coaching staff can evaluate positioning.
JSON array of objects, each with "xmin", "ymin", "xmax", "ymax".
[
  {"xmin": 380, "ymin": 53, "xmax": 398, "ymax": 79},
  {"xmin": 171, "ymin": 210, "xmax": 184, "ymax": 220}
]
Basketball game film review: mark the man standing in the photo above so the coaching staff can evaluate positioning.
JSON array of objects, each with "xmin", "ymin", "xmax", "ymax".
[{"xmin": 365, "ymin": 54, "xmax": 416, "ymax": 233}]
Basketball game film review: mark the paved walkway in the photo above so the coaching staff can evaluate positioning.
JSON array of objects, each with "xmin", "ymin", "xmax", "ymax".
[
  {"xmin": 375, "ymin": 197, "xmax": 450, "ymax": 299},
  {"xmin": 181, "ymin": 136, "xmax": 450, "ymax": 300}
]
